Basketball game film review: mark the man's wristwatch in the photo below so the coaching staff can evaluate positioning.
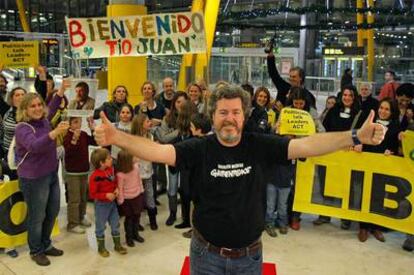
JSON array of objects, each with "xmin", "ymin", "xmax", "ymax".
[{"xmin": 352, "ymin": 129, "xmax": 361, "ymax": 145}]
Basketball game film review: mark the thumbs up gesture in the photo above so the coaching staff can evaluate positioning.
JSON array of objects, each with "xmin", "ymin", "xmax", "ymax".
[
  {"xmin": 94, "ymin": 112, "xmax": 117, "ymax": 146},
  {"xmin": 356, "ymin": 110, "xmax": 387, "ymax": 145}
]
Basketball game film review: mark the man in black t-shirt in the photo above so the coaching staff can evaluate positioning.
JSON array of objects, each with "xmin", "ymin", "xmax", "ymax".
[{"xmin": 94, "ymin": 85, "xmax": 386, "ymax": 275}]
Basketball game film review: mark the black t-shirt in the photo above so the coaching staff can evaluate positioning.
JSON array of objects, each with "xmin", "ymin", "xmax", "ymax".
[{"xmin": 174, "ymin": 132, "xmax": 290, "ymax": 248}]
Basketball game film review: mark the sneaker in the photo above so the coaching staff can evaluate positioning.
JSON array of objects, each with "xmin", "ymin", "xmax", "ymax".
[
  {"xmin": 290, "ymin": 218, "xmax": 301, "ymax": 231},
  {"xmin": 313, "ymin": 217, "xmax": 331, "ymax": 226},
  {"xmin": 358, "ymin": 229, "xmax": 369, "ymax": 242},
  {"xmin": 182, "ymin": 229, "xmax": 193, "ymax": 239},
  {"xmin": 68, "ymin": 225, "xmax": 86, "ymax": 234},
  {"xmin": 31, "ymin": 253, "xmax": 50, "ymax": 266},
  {"xmin": 6, "ymin": 249, "xmax": 18, "ymax": 258},
  {"xmin": 372, "ymin": 230, "xmax": 385, "ymax": 242},
  {"xmin": 138, "ymin": 224, "xmax": 144, "ymax": 231},
  {"xmin": 265, "ymin": 224, "xmax": 277, "ymax": 238},
  {"xmin": 402, "ymin": 236, "xmax": 414, "ymax": 252},
  {"xmin": 44, "ymin": 247, "xmax": 64, "ymax": 257},
  {"xmin": 340, "ymin": 220, "xmax": 351, "ymax": 230},
  {"xmin": 80, "ymin": 217, "xmax": 92, "ymax": 227},
  {"xmin": 279, "ymin": 226, "xmax": 288, "ymax": 235}
]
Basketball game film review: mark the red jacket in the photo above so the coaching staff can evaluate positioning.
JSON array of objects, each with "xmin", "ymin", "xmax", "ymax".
[{"xmin": 89, "ymin": 167, "xmax": 117, "ymax": 202}]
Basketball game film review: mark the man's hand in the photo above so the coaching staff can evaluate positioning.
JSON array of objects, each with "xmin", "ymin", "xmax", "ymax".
[
  {"xmin": 94, "ymin": 112, "xmax": 118, "ymax": 146},
  {"xmin": 357, "ymin": 110, "xmax": 386, "ymax": 145},
  {"xmin": 36, "ymin": 65, "xmax": 47, "ymax": 80}
]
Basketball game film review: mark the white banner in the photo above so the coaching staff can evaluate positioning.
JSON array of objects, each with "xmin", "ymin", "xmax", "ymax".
[{"xmin": 65, "ymin": 12, "xmax": 206, "ymax": 59}]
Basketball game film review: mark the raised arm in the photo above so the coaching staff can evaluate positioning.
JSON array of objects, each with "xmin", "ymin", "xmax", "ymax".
[
  {"xmin": 94, "ymin": 112, "xmax": 176, "ymax": 166},
  {"xmin": 288, "ymin": 110, "xmax": 386, "ymax": 159},
  {"xmin": 267, "ymin": 53, "xmax": 291, "ymax": 104}
]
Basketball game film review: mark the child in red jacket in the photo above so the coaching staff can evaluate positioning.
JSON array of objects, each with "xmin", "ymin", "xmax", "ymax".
[{"xmin": 89, "ymin": 148, "xmax": 127, "ymax": 257}]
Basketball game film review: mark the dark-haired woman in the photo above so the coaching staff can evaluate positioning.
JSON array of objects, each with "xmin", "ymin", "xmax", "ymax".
[
  {"xmin": 353, "ymin": 98, "xmax": 401, "ymax": 242},
  {"xmin": 93, "ymin": 85, "xmax": 127, "ymax": 122},
  {"xmin": 313, "ymin": 85, "xmax": 360, "ymax": 229}
]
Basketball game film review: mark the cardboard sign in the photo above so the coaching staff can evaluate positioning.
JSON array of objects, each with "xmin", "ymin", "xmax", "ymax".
[
  {"xmin": 295, "ymin": 151, "xmax": 414, "ymax": 234},
  {"xmin": 0, "ymin": 41, "xmax": 39, "ymax": 68},
  {"xmin": 65, "ymin": 12, "xmax": 206, "ymax": 59},
  {"xmin": 279, "ymin": 108, "xmax": 316, "ymax": 136}
]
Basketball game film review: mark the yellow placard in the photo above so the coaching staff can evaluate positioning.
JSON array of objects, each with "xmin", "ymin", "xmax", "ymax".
[
  {"xmin": 295, "ymin": 151, "xmax": 414, "ymax": 234},
  {"xmin": 0, "ymin": 41, "xmax": 39, "ymax": 68},
  {"xmin": 402, "ymin": 130, "xmax": 414, "ymax": 165},
  {"xmin": 0, "ymin": 180, "xmax": 59, "ymax": 248},
  {"xmin": 279, "ymin": 107, "xmax": 316, "ymax": 136}
]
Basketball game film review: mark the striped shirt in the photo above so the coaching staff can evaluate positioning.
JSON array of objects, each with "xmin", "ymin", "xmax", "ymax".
[{"xmin": 2, "ymin": 107, "xmax": 17, "ymax": 153}]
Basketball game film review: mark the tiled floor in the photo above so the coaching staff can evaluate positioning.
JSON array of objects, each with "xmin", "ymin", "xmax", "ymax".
[{"xmin": 1, "ymin": 193, "xmax": 413, "ymax": 275}]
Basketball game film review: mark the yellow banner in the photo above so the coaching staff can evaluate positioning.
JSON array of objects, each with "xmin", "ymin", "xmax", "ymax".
[
  {"xmin": 295, "ymin": 151, "xmax": 414, "ymax": 234},
  {"xmin": 0, "ymin": 41, "xmax": 39, "ymax": 68},
  {"xmin": 279, "ymin": 108, "xmax": 315, "ymax": 136},
  {"xmin": 0, "ymin": 180, "xmax": 59, "ymax": 248}
]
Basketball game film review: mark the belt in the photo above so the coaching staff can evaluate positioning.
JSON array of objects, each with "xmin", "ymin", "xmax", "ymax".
[{"xmin": 193, "ymin": 228, "xmax": 262, "ymax": 259}]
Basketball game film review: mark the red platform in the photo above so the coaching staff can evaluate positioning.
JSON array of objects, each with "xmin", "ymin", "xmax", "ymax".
[{"xmin": 180, "ymin": 256, "xmax": 277, "ymax": 275}]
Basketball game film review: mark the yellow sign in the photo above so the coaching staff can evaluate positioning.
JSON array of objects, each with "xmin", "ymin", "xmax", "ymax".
[
  {"xmin": 402, "ymin": 130, "xmax": 414, "ymax": 165},
  {"xmin": 0, "ymin": 180, "xmax": 59, "ymax": 248},
  {"xmin": 295, "ymin": 151, "xmax": 414, "ymax": 234},
  {"xmin": 0, "ymin": 41, "xmax": 39, "ymax": 68},
  {"xmin": 279, "ymin": 108, "xmax": 316, "ymax": 136}
]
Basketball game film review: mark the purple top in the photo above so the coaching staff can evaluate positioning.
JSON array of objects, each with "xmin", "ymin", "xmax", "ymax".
[
  {"xmin": 15, "ymin": 119, "xmax": 58, "ymax": 179},
  {"xmin": 47, "ymin": 94, "xmax": 68, "ymax": 121}
]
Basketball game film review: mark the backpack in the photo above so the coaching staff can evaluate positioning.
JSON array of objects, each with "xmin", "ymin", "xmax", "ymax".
[{"xmin": 8, "ymin": 123, "xmax": 36, "ymax": 170}]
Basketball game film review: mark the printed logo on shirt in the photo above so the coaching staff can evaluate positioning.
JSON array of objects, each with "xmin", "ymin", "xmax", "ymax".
[{"xmin": 210, "ymin": 163, "xmax": 252, "ymax": 178}]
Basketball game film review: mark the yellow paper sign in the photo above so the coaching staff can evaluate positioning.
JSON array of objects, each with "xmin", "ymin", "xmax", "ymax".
[
  {"xmin": 0, "ymin": 180, "xmax": 59, "ymax": 248},
  {"xmin": 279, "ymin": 107, "xmax": 316, "ymax": 136},
  {"xmin": 402, "ymin": 130, "xmax": 414, "ymax": 164},
  {"xmin": 0, "ymin": 41, "xmax": 39, "ymax": 68},
  {"xmin": 295, "ymin": 151, "xmax": 414, "ymax": 234}
]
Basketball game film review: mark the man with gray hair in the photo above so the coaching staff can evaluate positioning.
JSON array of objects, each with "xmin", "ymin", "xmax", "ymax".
[
  {"xmin": 94, "ymin": 84, "xmax": 386, "ymax": 275},
  {"xmin": 155, "ymin": 77, "xmax": 176, "ymax": 111}
]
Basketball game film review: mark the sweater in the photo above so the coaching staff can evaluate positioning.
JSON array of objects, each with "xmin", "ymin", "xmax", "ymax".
[
  {"xmin": 116, "ymin": 163, "xmax": 144, "ymax": 205},
  {"xmin": 15, "ymin": 119, "xmax": 58, "ymax": 179},
  {"xmin": 63, "ymin": 130, "xmax": 96, "ymax": 173},
  {"xmin": 89, "ymin": 167, "xmax": 117, "ymax": 202}
]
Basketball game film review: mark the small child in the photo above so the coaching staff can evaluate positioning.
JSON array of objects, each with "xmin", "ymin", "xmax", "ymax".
[
  {"xmin": 131, "ymin": 113, "xmax": 158, "ymax": 230},
  {"xmin": 112, "ymin": 104, "xmax": 134, "ymax": 159},
  {"xmin": 89, "ymin": 148, "xmax": 127, "ymax": 257},
  {"xmin": 63, "ymin": 117, "xmax": 95, "ymax": 234},
  {"xmin": 116, "ymin": 149, "xmax": 145, "ymax": 247},
  {"xmin": 182, "ymin": 113, "xmax": 212, "ymax": 239}
]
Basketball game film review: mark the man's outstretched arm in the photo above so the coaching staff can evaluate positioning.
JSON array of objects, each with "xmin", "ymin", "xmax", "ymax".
[
  {"xmin": 94, "ymin": 112, "xmax": 176, "ymax": 166},
  {"xmin": 288, "ymin": 110, "xmax": 386, "ymax": 159}
]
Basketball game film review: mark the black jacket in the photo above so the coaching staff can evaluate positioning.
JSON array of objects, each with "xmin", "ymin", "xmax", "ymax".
[
  {"xmin": 355, "ymin": 95, "xmax": 379, "ymax": 129},
  {"xmin": 323, "ymin": 103, "xmax": 360, "ymax": 132},
  {"xmin": 364, "ymin": 119, "xmax": 400, "ymax": 154},
  {"xmin": 267, "ymin": 55, "xmax": 316, "ymax": 108}
]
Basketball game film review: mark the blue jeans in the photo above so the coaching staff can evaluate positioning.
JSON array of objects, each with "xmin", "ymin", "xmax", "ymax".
[
  {"xmin": 190, "ymin": 235, "xmax": 262, "ymax": 275},
  {"xmin": 94, "ymin": 201, "xmax": 120, "ymax": 238},
  {"xmin": 19, "ymin": 172, "xmax": 60, "ymax": 255},
  {"xmin": 266, "ymin": 184, "xmax": 291, "ymax": 227},
  {"xmin": 167, "ymin": 167, "xmax": 179, "ymax": 197}
]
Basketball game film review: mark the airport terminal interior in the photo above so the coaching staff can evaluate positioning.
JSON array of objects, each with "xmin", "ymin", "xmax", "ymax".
[{"xmin": 1, "ymin": 0, "xmax": 414, "ymax": 274}]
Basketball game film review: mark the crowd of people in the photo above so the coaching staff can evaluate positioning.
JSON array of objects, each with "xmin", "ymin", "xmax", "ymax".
[{"xmin": 0, "ymin": 59, "xmax": 412, "ymax": 273}]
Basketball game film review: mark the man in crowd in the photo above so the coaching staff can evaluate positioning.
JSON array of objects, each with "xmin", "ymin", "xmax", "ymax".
[
  {"xmin": 378, "ymin": 70, "xmax": 399, "ymax": 100},
  {"xmin": 94, "ymin": 85, "xmax": 385, "ymax": 275},
  {"xmin": 156, "ymin": 77, "xmax": 176, "ymax": 111}
]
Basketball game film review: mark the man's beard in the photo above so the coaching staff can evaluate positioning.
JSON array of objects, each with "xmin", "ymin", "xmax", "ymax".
[{"xmin": 217, "ymin": 121, "xmax": 241, "ymax": 143}]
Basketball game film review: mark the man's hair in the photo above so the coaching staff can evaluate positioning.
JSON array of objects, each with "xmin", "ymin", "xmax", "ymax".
[
  {"xmin": 290, "ymin": 66, "xmax": 305, "ymax": 84},
  {"xmin": 191, "ymin": 113, "xmax": 211, "ymax": 134},
  {"xmin": 386, "ymin": 70, "xmax": 396, "ymax": 78},
  {"xmin": 396, "ymin": 83, "xmax": 414, "ymax": 99},
  {"xmin": 76, "ymin": 81, "xmax": 90, "ymax": 101},
  {"xmin": 69, "ymin": 116, "xmax": 81, "ymax": 125},
  {"xmin": 208, "ymin": 85, "xmax": 251, "ymax": 121},
  {"xmin": 90, "ymin": 148, "xmax": 110, "ymax": 169},
  {"xmin": 241, "ymin": 83, "xmax": 254, "ymax": 97}
]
